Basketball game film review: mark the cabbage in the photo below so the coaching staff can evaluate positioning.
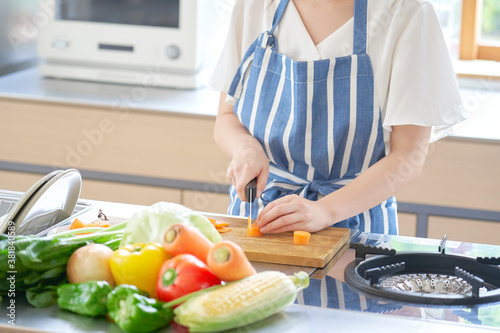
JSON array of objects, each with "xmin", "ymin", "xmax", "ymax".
[{"xmin": 119, "ymin": 202, "xmax": 222, "ymax": 247}]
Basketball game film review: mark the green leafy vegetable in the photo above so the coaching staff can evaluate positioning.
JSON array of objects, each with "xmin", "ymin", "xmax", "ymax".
[
  {"xmin": 26, "ymin": 283, "xmax": 60, "ymax": 308},
  {"xmin": 0, "ymin": 223, "xmax": 126, "ymax": 308},
  {"xmin": 120, "ymin": 202, "xmax": 222, "ymax": 247}
]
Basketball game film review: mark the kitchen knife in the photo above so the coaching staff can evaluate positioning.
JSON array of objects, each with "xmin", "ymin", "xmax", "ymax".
[{"xmin": 245, "ymin": 178, "xmax": 257, "ymax": 225}]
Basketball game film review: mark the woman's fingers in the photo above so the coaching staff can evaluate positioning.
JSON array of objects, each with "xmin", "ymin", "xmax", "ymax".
[
  {"xmin": 256, "ymin": 195, "xmax": 331, "ymax": 233},
  {"xmin": 256, "ymin": 168, "xmax": 269, "ymax": 199},
  {"xmin": 256, "ymin": 195, "xmax": 300, "ymax": 231},
  {"xmin": 226, "ymin": 141, "xmax": 269, "ymax": 202}
]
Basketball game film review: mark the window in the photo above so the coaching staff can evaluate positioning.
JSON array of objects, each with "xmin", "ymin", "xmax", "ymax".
[
  {"xmin": 431, "ymin": 0, "xmax": 463, "ymax": 59},
  {"xmin": 460, "ymin": 0, "xmax": 500, "ymax": 61}
]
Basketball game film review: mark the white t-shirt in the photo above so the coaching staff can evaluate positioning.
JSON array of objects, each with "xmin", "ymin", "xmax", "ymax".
[{"xmin": 206, "ymin": 0, "xmax": 466, "ymax": 145}]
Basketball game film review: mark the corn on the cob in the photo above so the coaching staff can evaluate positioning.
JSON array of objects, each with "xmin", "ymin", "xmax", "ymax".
[{"xmin": 173, "ymin": 270, "xmax": 309, "ymax": 332}]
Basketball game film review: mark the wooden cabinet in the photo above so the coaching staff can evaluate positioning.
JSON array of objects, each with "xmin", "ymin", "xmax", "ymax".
[
  {"xmin": 396, "ymin": 139, "xmax": 500, "ymax": 244},
  {"xmin": 0, "ymin": 97, "xmax": 231, "ymax": 214}
]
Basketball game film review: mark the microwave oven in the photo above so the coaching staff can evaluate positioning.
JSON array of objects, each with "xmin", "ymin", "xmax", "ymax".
[{"xmin": 38, "ymin": 0, "xmax": 208, "ymax": 89}]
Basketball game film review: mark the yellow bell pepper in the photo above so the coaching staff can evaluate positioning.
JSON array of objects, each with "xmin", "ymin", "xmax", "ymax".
[{"xmin": 109, "ymin": 243, "xmax": 168, "ymax": 298}]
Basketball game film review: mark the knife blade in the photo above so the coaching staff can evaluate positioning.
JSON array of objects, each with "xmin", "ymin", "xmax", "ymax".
[{"xmin": 245, "ymin": 178, "xmax": 257, "ymax": 227}]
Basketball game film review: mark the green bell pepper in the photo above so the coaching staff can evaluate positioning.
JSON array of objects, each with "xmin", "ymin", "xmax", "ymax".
[
  {"xmin": 57, "ymin": 281, "xmax": 112, "ymax": 317},
  {"xmin": 106, "ymin": 285, "xmax": 174, "ymax": 333}
]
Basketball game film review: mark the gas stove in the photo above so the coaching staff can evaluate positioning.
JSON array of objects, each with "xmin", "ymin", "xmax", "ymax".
[{"xmin": 298, "ymin": 233, "xmax": 500, "ymax": 330}]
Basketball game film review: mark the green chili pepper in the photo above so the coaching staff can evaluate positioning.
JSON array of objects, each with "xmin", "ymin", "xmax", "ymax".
[
  {"xmin": 106, "ymin": 285, "xmax": 174, "ymax": 333},
  {"xmin": 57, "ymin": 281, "xmax": 112, "ymax": 317}
]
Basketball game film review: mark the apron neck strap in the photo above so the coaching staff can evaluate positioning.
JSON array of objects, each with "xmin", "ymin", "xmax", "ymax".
[
  {"xmin": 353, "ymin": 0, "xmax": 368, "ymax": 54},
  {"xmin": 270, "ymin": 0, "xmax": 368, "ymax": 54},
  {"xmin": 269, "ymin": 0, "xmax": 289, "ymax": 35}
]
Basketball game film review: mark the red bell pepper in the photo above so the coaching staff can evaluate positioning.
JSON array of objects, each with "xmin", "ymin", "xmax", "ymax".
[{"xmin": 156, "ymin": 254, "xmax": 221, "ymax": 302}]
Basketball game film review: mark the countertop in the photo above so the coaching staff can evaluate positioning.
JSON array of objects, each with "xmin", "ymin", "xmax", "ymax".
[
  {"xmin": 0, "ymin": 66, "xmax": 499, "ymax": 142},
  {"xmin": 2, "ymin": 199, "xmax": 500, "ymax": 332},
  {"xmin": 0, "ymin": 66, "xmax": 220, "ymax": 118}
]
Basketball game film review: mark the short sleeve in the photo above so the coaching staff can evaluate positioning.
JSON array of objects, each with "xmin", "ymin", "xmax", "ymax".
[{"xmin": 382, "ymin": 3, "xmax": 466, "ymax": 142}]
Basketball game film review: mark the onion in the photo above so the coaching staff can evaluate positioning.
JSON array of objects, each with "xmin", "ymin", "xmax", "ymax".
[{"xmin": 66, "ymin": 243, "xmax": 115, "ymax": 286}]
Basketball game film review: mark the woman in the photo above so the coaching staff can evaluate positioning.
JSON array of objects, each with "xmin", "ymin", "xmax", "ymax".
[{"xmin": 207, "ymin": 0, "xmax": 465, "ymax": 234}]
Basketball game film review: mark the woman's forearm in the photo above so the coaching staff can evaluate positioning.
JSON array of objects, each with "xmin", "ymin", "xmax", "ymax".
[
  {"xmin": 214, "ymin": 92, "xmax": 270, "ymax": 199},
  {"xmin": 214, "ymin": 93, "xmax": 259, "ymax": 157},
  {"xmin": 318, "ymin": 125, "xmax": 432, "ymax": 226}
]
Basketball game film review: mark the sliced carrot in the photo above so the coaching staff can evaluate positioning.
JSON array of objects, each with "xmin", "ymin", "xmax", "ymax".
[
  {"xmin": 213, "ymin": 220, "xmax": 229, "ymax": 228},
  {"xmin": 216, "ymin": 226, "xmax": 232, "ymax": 233},
  {"xmin": 93, "ymin": 220, "xmax": 110, "ymax": 228},
  {"xmin": 69, "ymin": 218, "xmax": 85, "ymax": 230},
  {"xmin": 207, "ymin": 217, "xmax": 230, "ymax": 233},
  {"xmin": 207, "ymin": 217, "xmax": 230, "ymax": 228},
  {"xmin": 247, "ymin": 224, "xmax": 263, "ymax": 237},
  {"xmin": 162, "ymin": 223, "xmax": 214, "ymax": 264},
  {"xmin": 83, "ymin": 220, "xmax": 109, "ymax": 228},
  {"xmin": 97, "ymin": 221, "xmax": 110, "ymax": 228},
  {"xmin": 293, "ymin": 231, "xmax": 311, "ymax": 245},
  {"xmin": 207, "ymin": 240, "xmax": 256, "ymax": 281}
]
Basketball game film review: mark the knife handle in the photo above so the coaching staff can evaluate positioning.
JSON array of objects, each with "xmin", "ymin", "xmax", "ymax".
[{"xmin": 245, "ymin": 178, "xmax": 257, "ymax": 203}]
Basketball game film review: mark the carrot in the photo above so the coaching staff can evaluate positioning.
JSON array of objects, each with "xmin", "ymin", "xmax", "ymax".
[
  {"xmin": 247, "ymin": 224, "xmax": 263, "ymax": 237},
  {"xmin": 207, "ymin": 240, "xmax": 256, "ymax": 281},
  {"xmin": 213, "ymin": 220, "xmax": 229, "ymax": 228},
  {"xmin": 293, "ymin": 231, "xmax": 311, "ymax": 245},
  {"xmin": 216, "ymin": 226, "xmax": 232, "ymax": 233},
  {"xmin": 207, "ymin": 217, "xmax": 231, "ymax": 234},
  {"xmin": 69, "ymin": 218, "xmax": 85, "ymax": 230},
  {"xmin": 162, "ymin": 223, "xmax": 214, "ymax": 264},
  {"xmin": 84, "ymin": 221, "xmax": 110, "ymax": 228}
]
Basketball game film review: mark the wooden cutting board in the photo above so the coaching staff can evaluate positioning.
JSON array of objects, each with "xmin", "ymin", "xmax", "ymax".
[
  {"xmin": 99, "ymin": 214, "xmax": 349, "ymax": 268},
  {"xmin": 205, "ymin": 214, "xmax": 350, "ymax": 268}
]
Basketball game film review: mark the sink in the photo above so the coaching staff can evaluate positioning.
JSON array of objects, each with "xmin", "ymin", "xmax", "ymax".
[{"xmin": 0, "ymin": 189, "xmax": 92, "ymax": 237}]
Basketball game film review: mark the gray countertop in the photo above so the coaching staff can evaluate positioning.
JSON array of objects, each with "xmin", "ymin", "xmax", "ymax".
[
  {"xmin": 2, "ymin": 199, "xmax": 500, "ymax": 332},
  {"xmin": 0, "ymin": 66, "xmax": 220, "ymax": 118},
  {"xmin": 1, "ymin": 299, "xmax": 495, "ymax": 333}
]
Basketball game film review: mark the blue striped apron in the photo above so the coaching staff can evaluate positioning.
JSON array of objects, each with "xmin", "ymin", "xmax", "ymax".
[{"xmin": 226, "ymin": 0, "xmax": 398, "ymax": 234}]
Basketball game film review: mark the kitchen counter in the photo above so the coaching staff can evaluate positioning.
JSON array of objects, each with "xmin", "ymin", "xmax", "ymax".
[
  {"xmin": 1, "ymin": 199, "xmax": 500, "ymax": 333},
  {"xmin": 1, "ymin": 297, "xmax": 494, "ymax": 333},
  {"xmin": 0, "ymin": 66, "xmax": 220, "ymax": 118}
]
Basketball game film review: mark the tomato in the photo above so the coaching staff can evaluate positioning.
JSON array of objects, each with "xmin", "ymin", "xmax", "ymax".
[{"xmin": 156, "ymin": 254, "xmax": 221, "ymax": 302}]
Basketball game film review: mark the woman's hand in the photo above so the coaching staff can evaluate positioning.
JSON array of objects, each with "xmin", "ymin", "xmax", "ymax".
[
  {"xmin": 255, "ymin": 194, "xmax": 333, "ymax": 233},
  {"xmin": 226, "ymin": 138, "xmax": 269, "ymax": 202}
]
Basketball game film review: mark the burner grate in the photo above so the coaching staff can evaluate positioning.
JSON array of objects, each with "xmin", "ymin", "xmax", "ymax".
[
  {"xmin": 345, "ymin": 241, "xmax": 500, "ymax": 305},
  {"xmin": 379, "ymin": 273, "xmax": 488, "ymax": 295}
]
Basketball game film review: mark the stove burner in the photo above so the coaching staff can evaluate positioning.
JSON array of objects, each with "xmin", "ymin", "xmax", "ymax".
[
  {"xmin": 344, "ymin": 242, "xmax": 500, "ymax": 305},
  {"xmin": 379, "ymin": 273, "xmax": 487, "ymax": 295}
]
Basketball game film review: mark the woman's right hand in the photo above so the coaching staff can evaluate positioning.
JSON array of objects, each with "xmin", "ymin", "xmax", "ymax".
[
  {"xmin": 226, "ymin": 137, "xmax": 269, "ymax": 202},
  {"xmin": 214, "ymin": 92, "xmax": 269, "ymax": 202}
]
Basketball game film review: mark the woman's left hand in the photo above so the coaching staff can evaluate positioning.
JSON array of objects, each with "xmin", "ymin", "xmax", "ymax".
[{"xmin": 255, "ymin": 194, "xmax": 333, "ymax": 233}]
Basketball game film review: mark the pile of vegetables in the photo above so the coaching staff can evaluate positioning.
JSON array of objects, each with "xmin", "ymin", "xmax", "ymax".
[
  {"xmin": 0, "ymin": 221, "xmax": 126, "ymax": 307},
  {"xmin": 1, "ymin": 201, "xmax": 310, "ymax": 332}
]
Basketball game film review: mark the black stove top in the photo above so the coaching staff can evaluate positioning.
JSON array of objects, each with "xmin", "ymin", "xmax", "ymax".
[
  {"xmin": 297, "ymin": 233, "xmax": 500, "ymax": 330},
  {"xmin": 345, "ymin": 238, "xmax": 500, "ymax": 305}
]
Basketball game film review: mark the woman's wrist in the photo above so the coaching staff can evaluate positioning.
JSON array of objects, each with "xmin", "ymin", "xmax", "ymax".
[
  {"xmin": 234, "ymin": 135, "xmax": 265, "ymax": 160},
  {"xmin": 316, "ymin": 196, "xmax": 344, "ymax": 229}
]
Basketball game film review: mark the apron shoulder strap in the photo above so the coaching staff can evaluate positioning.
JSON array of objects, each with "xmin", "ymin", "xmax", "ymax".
[
  {"xmin": 353, "ymin": 0, "xmax": 369, "ymax": 54},
  {"xmin": 269, "ymin": 0, "xmax": 290, "ymax": 35}
]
